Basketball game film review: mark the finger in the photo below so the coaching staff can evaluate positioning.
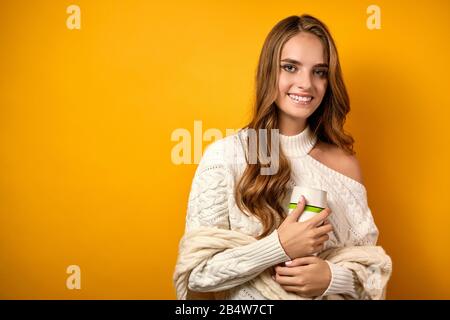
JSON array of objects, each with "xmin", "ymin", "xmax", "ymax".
[
  {"xmin": 280, "ymin": 285, "xmax": 302, "ymax": 293},
  {"xmin": 284, "ymin": 256, "xmax": 318, "ymax": 267},
  {"xmin": 282, "ymin": 285, "xmax": 314, "ymax": 298},
  {"xmin": 315, "ymin": 234, "xmax": 329, "ymax": 244},
  {"xmin": 315, "ymin": 223, "xmax": 334, "ymax": 236},
  {"xmin": 273, "ymin": 274, "xmax": 298, "ymax": 286},
  {"xmin": 287, "ymin": 196, "xmax": 306, "ymax": 222},
  {"xmin": 307, "ymin": 208, "xmax": 331, "ymax": 227},
  {"xmin": 275, "ymin": 265, "xmax": 303, "ymax": 276},
  {"xmin": 319, "ymin": 220, "xmax": 330, "ymax": 228}
]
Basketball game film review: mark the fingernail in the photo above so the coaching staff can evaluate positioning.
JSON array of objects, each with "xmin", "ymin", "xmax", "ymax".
[
  {"xmin": 298, "ymin": 196, "xmax": 304, "ymax": 204},
  {"xmin": 285, "ymin": 260, "xmax": 292, "ymax": 265}
]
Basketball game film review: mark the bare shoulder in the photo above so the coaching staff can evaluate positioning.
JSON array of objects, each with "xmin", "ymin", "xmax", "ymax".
[{"xmin": 309, "ymin": 141, "xmax": 364, "ymax": 185}]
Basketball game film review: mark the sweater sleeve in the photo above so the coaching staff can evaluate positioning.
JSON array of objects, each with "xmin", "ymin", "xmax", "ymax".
[
  {"xmin": 320, "ymin": 183, "xmax": 380, "ymax": 299},
  {"xmin": 318, "ymin": 261, "xmax": 358, "ymax": 299},
  {"xmin": 184, "ymin": 162, "xmax": 291, "ymax": 292}
]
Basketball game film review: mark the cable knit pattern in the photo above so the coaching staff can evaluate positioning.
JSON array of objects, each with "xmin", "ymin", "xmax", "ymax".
[
  {"xmin": 178, "ymin": 126, "xmax": 382, "ymax": 300},
  {"xmin": 174, "ymin": 226, "xmax": 392, "ymax": 300}
]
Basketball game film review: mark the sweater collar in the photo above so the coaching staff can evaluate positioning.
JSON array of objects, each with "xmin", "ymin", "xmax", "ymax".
[{"xmin": 279, "ymin": 125, "xmax": 317, "ymax": 158}]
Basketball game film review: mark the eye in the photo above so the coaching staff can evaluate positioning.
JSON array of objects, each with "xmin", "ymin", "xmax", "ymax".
[
  {"xmin": 314, "ymin": 69, "xmax": 328, "ymax": 77},
  {"xmin": 281, "ymin": 64, "xmax": 297, "ymax": 73}
]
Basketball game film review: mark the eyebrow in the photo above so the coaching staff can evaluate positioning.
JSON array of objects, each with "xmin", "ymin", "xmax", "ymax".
[{"xmin": 280, "ymin": 58, "xmax": 328, "ymax": 68}]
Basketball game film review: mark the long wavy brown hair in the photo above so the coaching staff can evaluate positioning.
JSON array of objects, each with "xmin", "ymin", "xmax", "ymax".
[{"xmin": 235, "ymin": 14, "xmax": 355, "ymax": 240}]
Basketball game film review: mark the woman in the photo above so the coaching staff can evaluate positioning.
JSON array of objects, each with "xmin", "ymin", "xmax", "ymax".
[{"xmin": 174, "ymin": 14, "xmax": 391, "ymax": 300}]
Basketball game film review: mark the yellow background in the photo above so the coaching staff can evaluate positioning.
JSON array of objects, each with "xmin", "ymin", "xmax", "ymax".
[{"xmin": 1, "ymin": 0, "xmax": 449, "ymax": 299}]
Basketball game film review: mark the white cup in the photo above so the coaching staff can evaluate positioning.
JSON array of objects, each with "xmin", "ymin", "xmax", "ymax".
[{"xmin": 288, "ymin": 186, "xmax": 327, "ymax": 224}]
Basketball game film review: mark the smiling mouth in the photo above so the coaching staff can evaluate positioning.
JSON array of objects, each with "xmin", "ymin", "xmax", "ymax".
[{"xmin": 287, "ymin": 93, "xmax": 314, "ymax": 104}]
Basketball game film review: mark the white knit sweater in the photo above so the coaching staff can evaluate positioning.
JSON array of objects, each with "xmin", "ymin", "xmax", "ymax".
[{"xmin": 182, "ymin": 126, "xmax": 379, "ymax": 300}]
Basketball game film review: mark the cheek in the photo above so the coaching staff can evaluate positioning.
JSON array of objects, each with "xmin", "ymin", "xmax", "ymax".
[
  {"xmin": 315, "ymin": 80, "xmax": 328, "ymax": 97},
  {"xmin": 277, "ymin": 74, "xmax": 291, "ymax": 95}
]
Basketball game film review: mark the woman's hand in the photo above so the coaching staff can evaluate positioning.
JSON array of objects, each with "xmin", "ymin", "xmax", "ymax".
[
  {"xmin": 277, "ymin": 196, "xmax": 333, "ymax": 259},
  {"xmin": 272, "ymin": 256, "xmax": 331, "ymax": 298}
]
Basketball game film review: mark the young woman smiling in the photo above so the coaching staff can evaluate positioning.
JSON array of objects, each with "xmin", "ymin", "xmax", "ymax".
[{"xmin": 174, "ymin": 14, "xmax": 389, "ymax": 300}]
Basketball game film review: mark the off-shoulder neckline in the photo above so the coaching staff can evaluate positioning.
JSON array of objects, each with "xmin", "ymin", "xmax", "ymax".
[{"xmin": 304, "ymin": 154, "xmax": 367, "ymax": 194}]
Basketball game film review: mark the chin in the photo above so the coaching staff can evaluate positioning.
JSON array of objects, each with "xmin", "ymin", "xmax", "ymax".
[{"xmin": 282, "ymin": 104, "xmax": 316, "ymax": 119}]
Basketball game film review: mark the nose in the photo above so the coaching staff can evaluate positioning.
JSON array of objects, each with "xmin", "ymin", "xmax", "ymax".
[{"xmin": 294, "ymin": 70, "xmax": 312, "ymax": 90}]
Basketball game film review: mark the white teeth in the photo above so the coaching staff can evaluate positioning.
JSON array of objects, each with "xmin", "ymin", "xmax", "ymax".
[{"xmin": 288, "ymin": 94, "xmax": 313, "ymax": 102}]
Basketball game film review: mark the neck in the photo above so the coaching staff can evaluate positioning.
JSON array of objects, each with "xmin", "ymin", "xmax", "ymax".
[{"xmin": 278, "ymin": 112, "xmax": 307, "ymax": 136}]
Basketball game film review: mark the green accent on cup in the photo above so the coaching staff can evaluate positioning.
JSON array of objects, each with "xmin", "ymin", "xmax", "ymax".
[{"xmin": 289, "ymin": 203, "xmax": 324, "ymax": 213}]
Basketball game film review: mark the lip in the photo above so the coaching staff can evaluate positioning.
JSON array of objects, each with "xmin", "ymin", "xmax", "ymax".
[
  {"xmin": 287, "ymin": 93, "xmax": 314, "ymax": 105},
  {"xmin": 287, "ymin": 92, "xmax": 314, "ymax": 98}
]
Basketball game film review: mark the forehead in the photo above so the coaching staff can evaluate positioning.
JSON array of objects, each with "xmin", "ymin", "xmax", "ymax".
[{"xmin": 280, "ymin": 32, "xmax": 326, "ymax": 65}]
